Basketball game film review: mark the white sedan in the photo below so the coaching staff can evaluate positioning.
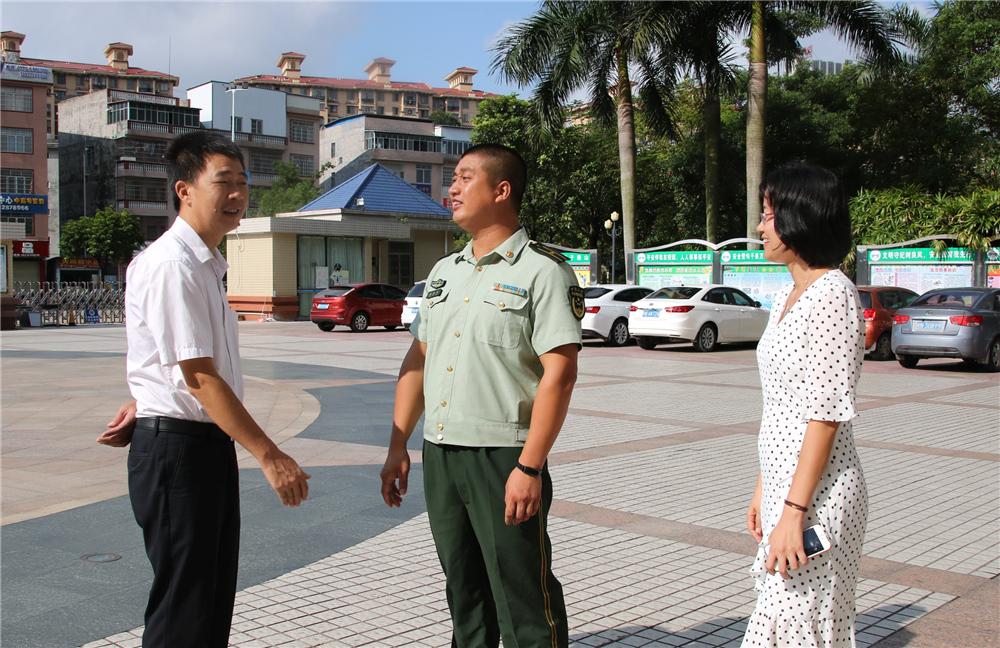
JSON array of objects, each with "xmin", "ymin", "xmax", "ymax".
[
  {"xmin": 582, "ymin": 284, "xmax": 655, "ymax": 346},
  {"xmin": 401, "ymin": 281, "xmax": 425, "ymax": 329},
  {"xmin": 628, "ymin": 284, "xmax": 770, "ymax": 352}
]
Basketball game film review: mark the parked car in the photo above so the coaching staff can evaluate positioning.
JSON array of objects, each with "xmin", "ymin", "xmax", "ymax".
[
  {"xmin": 401, "ymin": 281, "xmax": 425, "ymax": 329},
  {"xmin": 857, "ymin": 286, "xmax": 919, "ymax": 361},
  {"xmin": 310, "ymin": 283, "xmax": 407, "ymax": 332},
  {"xmin": 582, "ymin": 284, "xmax": 654, "ymax": 346},
  {"xmin": 891, "ymin": 287, "xmax": 1000, "ymax": 370},
  {"xmin": 628, "ymin": 284, "xmax": 770, "ymax": 352}
]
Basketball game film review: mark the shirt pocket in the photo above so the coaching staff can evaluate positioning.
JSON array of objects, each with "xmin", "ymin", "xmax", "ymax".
[
  {"xmin": 476, "ymin": 292, "xmax": 529, "ymax": 349},
  {"xmin": 423, "ymin": 288, "xmax": 451, "ymax": 340}
]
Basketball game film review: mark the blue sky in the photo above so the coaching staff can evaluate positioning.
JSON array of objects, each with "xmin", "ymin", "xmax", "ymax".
[{"xmin": 7, "ymin": 1, "xmax": 928, "ymax": 99}]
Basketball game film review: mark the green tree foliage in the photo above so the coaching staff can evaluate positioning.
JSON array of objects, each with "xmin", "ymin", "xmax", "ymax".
[
  {"xmin": 60, "ymin": 207, "xmax": 145, "ymax": 277},
  {"xmin": 428, "ymin": 110, "xmax": 461, "ymax": 126},
  {"xmin": 249, "ymin": 161, "xmax": 329, "ymax": 218}
]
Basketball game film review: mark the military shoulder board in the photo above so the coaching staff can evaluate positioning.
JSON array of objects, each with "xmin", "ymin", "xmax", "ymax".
[{"xmin": 529, "ymin": 241, "xmax": 569, "ymax": 265}]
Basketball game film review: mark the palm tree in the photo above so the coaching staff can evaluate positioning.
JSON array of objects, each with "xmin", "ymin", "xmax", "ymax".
[
  {"xmin": 492, "ymin": 1, "xmax": 688, "ymax": 283},
  {"xmin": 742, "ymin": 2, "xmax": 902, "ymax": 240}
]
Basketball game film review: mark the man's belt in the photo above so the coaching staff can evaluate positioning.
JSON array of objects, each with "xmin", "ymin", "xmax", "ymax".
[{"xmin": 136, "ymin": 417, "xmax": 230, "ymax": 441}]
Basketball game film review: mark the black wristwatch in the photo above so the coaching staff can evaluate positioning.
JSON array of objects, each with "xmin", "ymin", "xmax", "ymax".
[{"xmin": 516, "ymin": 461, "xmax": 543, "ymax": 477}]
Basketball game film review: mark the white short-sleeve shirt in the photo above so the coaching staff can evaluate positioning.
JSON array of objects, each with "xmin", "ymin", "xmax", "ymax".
[{"xmin": 125, "ymin": 217, "xmax": 243, "ymax": 422}]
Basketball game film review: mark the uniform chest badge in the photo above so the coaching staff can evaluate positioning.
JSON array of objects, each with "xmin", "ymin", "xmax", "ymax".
[
  {"xmin": 430, "ymin": 279, "xmax": 446, "ymax": 289},
  {"xmin": 569, "ymin": 285, "xmax": 585, "ymax": 320},
  {"xmin": 493, "ymin": 283, "xmax": 528, "ymax": 298}
]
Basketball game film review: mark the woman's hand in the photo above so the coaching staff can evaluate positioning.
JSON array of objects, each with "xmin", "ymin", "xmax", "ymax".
[
  {"xmin": 746, "ymin": 474, "xmax": 763, "ymax": 543},
  {"xmin": 765, "ymin": 509, "xmax": 808, "ymax": 578}
]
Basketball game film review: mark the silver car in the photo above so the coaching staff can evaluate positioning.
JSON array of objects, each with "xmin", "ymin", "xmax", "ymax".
[{"xmin": 891, "ymin": 287, "xmax": 1000, "ymax": 371}]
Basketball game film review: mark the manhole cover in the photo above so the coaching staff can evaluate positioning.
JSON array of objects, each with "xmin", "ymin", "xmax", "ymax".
[{"xmin": 81, "ymin": 553, "xmax": 122, "ymax": 563}]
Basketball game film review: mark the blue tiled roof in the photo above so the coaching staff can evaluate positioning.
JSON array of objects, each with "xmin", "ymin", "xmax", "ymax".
[{"xmin": 299, "ymin": 164, "xmax": 452, "ymax": 217}]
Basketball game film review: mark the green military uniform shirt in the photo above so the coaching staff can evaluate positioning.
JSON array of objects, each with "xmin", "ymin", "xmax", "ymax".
[{"xmin": 410, "ymin": 228, "xmax": 584, "ymax": 448}]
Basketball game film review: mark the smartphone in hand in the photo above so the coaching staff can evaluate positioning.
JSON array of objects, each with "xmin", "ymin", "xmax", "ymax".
[{"xmin": 803, "ymin": 524, "xmax": 832, "ymax": 558}]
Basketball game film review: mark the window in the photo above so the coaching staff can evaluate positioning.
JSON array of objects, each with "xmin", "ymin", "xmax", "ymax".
[
  {"xmin": 330, "ymin": 104, "xmax": 338, "ymax": 114},
  {"xmin": 377, "ymin": 106, "xmax": 384, "ymax": 115},
  {"xmin": 447, "ymin": 99, "xmax": 459, "ymax": 112},
  {"xmin": 251, "ymin": 119, "xmax": 263, "ymax": 134},
  {"xmin": 1, "ymin": 127, "xmax": 32, "ymax": 153},
  {"xmin": 462, "ymin": 113, "xmax": 470, "ymax": 123},
  {"xmin": 126, "ymin": 79, "xmax": 137, "ymax": 90},
  {"xmin": 1, "ymin": 169, "xmax": 33, "ymax": 193},
  {"xmin": 347, "ymin": 105, "xmax": 356, "ymax": 115},
  {"xmin": 416, "ymin": 165, "xmax": 432, "ymax": 184},
  {"xmin": 404, "ymin": 93, "xmax": 416, "ymax": 106},
  {"xmin": 122, "ymin": 179, "xmax": 167, "ymax": 202},
  {"xmin": 139, "ymin": 80, "xmax": 153, "ymax": 93},
  {"xmin": 377, "ymin": 92, "xmax": 384, "ymax": 101},
  {"xmin": 249, "ymin": 149, "xmax": 282, "ymax": 174},
  {"xmin": 392, "ymin": 107, "xmax": 399, "ymax": 115},
  {"xmin": 365, "ymin": 131, "xmax": 442, "ymax": 153},
  {"xmin": 442, "ymin": 165, "xmax": 454, "ymax": 186},
  {"xmin": 56, "ymin": 90, "xmax": 66, "ymax": 101},
  {"xmin": 77, "ymin": 75, "xmax": 87, "ymax": 86},
  {"xmin": 420, "ymin": 109, "xmax": 428, "ymax": 118},
  {"xmin": 1, "ymin": 86, "xmax": 32, "ymax": 112},
  {"xmin": 289, "ymin": 120, "xmax": 315, "ymax": 143},
  {"xmin": 56, "ymin": 74, "xmax": 66, "ymax": 85},
  {"xmin": 462, "ymin": 100, "xmax": 469, "ymax": 109},
  {"xmin": 387, "ymin": 241, "xmax": 414, "ymax": 287},
  {"xmin": 330, "ymin": 142, "xmax": 336, "ymax": 158},
  {"xmin": 361, "ymin": 91, "xmax": 374, "ymax": 104},
  {"xmin": 419, "ymin": 94, "xmax": 428, "ymax": 105},
  {"xmin": 47, "ymin": 120, "xmax": 52, "ymax": 134},
  {"xmin": 362, "ymin": 105, "xmax": 375, "ymax": 113},
  {"xmin": 327, "ymin": 89, "xmax": 337, "ymax": 101},
  {"xmin": 300, "ymin": 88, "xmax": 309, "ymax": 96},
  {"xmin": 393, "ymin": 93, "xmax": 399, "ymax": 102},
  {"xmin": 109, "ymin": 78, "xmax": 118, "ymax": 89},
  {"xmin": 443, "ymin": 140, "xmax": 471, "ymax": 156},
  {"xmin": 158, "ymin": 81, "xmax": 171, "ymax": 92},
  {"xmin": 230, "ymin": 116, "xmax": 243, "ymax": 132},
  {"xmin": 290, "ymin": 154, "xmax": 315, "ymax": 176},
  {"xmin": 347, "ymin": 91, "xmax": 356, "ymax": 100},
  {"xmin": 1, "ymin": 215, "xmax": 33, "ymax": 236},
  {"xmin": 92, "ymin": 77, "xmax": 107, "ymax": 89},
  {"xmin": 312, "ymin": 88, "xmax": 324, "ymax": 98}
]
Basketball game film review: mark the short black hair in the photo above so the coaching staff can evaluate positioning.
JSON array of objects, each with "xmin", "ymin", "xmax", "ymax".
[
  {"xmin": 460, "ymin": 143, "xmax": 527, "ymax": 211},
  {"xmin": 166, "ymin": 131, "xmax": 246, "ymax": 211},
  {"xmin": 759, "ymin": 164, "xmax": 852, "ymax": 267}
]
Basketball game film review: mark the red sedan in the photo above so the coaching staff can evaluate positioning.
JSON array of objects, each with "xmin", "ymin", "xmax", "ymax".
[
  {"xmin": 857, "ymin": 285, "xmax": 918, "ymax": 360},
  {"xmin": 310, "ymin": 283, "xmax": 408, "ymax": 332}
]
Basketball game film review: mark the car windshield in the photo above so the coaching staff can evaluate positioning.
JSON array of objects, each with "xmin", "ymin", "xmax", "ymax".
[
  {"xmin": 584, "ymin": 287, "xmax": 612, "ymax": 299},
  {"xmin": 910, "ymin": 290, "xmax": 981, "ymax": 308},
  {"xmin": 407, "ymin": 283, "xmax": 425, "ymax": 298},
  {"xmin": 647, "ymin": 286, "xmax": 702, "ymax": 300},
  {"xmin": 317, "ymin": 286, "xmax": 353, "ymax": 298},
  {"xmin": 858, "ymin": 291, "xmax": 872, "ymax": 309}
]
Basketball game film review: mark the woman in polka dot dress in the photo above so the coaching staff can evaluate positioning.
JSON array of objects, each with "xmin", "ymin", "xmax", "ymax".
[{"xmin": 742, "ymin": 164, "xmax": 867, "ymax": 648}]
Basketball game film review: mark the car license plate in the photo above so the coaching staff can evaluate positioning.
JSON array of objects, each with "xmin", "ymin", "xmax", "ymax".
[
  {"xmin": 316, "ymin": 303, "xmax": 329, "ymax": 310},
  {"xmin": 913, "ymin": 319, "xmax": 944, "ymax": 332},
  {"xmin": 642, "ymin": 309, "xmax": 659, "ymax": 318},
  {"xmin": 411, "ymin": 307, "xmax": 419, "ymax": 314}
]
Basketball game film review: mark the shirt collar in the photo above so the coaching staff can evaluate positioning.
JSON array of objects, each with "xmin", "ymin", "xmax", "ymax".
[
  {"xmin": 170, "ymin": 217, "xmax": 229, "ymax": 275},
  {"xmin": 456, "ymin": 228, "xmax": 531, "ymax": 266}
]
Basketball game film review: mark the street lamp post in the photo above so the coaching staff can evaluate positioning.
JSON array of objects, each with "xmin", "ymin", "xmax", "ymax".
[
  {"xmin": 604, "ymin": 210, "xmax": 622, "ymax": 284},
  {"xmin": 226, "ymin": 84, "xmax": 249, "ymax": 142}
]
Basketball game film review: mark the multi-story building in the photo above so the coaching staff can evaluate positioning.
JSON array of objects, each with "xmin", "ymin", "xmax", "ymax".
[
  {"xmin": 1, "ymin": 56, "xmax": 53, "ymax": 282},
  {"xmin": 235, "ymin": 54, "xmax": 493, "ymax": 127},
  {"xmin": 186, "ymin": 81, "xmax": 323, "ymax": 190},
  {"xmin": 57, "ymin": 89, "xmax": 202, "ymax": 242},
  {"xmin": 1, "ymin": 31, "xmax": 179, "ymax": 142},
  {"xmin": 318, "ymin": 114, "xmax": 472, "ymax": 207}
]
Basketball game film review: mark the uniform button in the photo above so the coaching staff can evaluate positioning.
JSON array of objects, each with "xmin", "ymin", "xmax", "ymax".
[
  {"xmin": 437, "ymin": 424, "xmax": 444, "ymax": 430},
  {"xmin": 446, "ymin": 366, "xmax": 453, "ymax": 372},
  {"xmin": 428, "ymin": 299, "xmax": 434, "ymax": 305},
  {"xmin": 437, "ymin": 434, "xmax": 444, "ymax": 441},
  {"xmin": 463, "ymin": 297, "xmax": 469, "ymax": 303},
  {"xmin": 505, "ymin": 250, "xmax": 513, "ymax": 258},
  {"xmin": 476, "ymin": 266, "xmax": 483, "ymax": 272},
  {"xmin": 499, "ymin": 301, "xmax": 505, "ymax": 308},
  {"xmin": 440, "ymin": 400, "xmax": 447, "ymax": 407},
  {"xmin": 454, "ymin": 331, "xmax": 461, "ymax": 338}
]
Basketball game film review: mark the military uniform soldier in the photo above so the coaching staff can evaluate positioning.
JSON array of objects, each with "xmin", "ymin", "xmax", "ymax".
[{"xmin": 381, "ymin": 144, "xmax": 583, "ymax": 648}]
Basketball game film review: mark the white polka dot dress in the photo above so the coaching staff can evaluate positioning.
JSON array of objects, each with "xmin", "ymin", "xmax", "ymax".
[{"xmin": 742, "ymin": 270, "xmax": 868, "ymax": 648}]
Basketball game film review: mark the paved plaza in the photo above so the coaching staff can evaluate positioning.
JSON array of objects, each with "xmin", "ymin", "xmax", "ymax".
[{"xmin": 2, "ymin": 321, "xmax": 997, "ymax": 647}]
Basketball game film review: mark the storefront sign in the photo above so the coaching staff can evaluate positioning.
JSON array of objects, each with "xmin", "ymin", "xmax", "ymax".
[
  {"xmin": 636, "ymin": 250, "xmax": 713, "ymax": 264},
  {"xmin": 60, "ymin": 257, "xmax": 101, "ymax": 269},
  {"xmin": 13, "ymin": 240, "xmax": 49, "ymax": 257},
  {"xmin": 870, "ymin": 264, "xmax": 973, "ymax": 292},
  {"xmin": 560, "ymin": 252, "xmax": 592, "ymax": 286},
  {"xmin": 0, "ymin": 63, "xmax": 53, "ymax": 83},
  {"xmin": 414, "ymin": 184, "xmax": 432, "ymax": 197},
  {"xmin": 720, "ymin": 250, "xmax": 769, "ymax": 264},
  {"xmin": 0, "ymin": 194, "xmax": 48, "ymax": 214},
  {"xmin": 638, "ymin": 265, "xmax": 713, "ymax": 289}
]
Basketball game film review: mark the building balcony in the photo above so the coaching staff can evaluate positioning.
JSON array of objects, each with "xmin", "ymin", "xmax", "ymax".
[
  {"xmin": 117, "ymin": 200, "xmax": 168, "ymax": 212},
  {"xmin": 117, "ymin": 161, "xmax": 167, "ymax": 175},
  {"xmin": 114, "ymin": 121, "xmax": 203, "ymax": 138},
  {"xmin": 110, "ymin": 90, "xmax": 178, "ymax": 106},
  {"xmin": 250, "ymin": 171, "xmax": 279, "ymax": 184},
  {"xmin": 232, "ymin": 132, "xmax": 286, "ymax": 148}
]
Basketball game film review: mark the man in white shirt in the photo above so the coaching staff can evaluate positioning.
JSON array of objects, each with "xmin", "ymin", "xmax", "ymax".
[{"xmin": 98, "ymin": 131, "xmax": 310, "ymax": 648}]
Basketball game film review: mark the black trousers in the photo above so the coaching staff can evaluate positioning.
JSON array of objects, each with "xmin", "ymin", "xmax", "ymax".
[{"xmin": 128, "ymin": 426, "xmax": 241, "ymax": 648}]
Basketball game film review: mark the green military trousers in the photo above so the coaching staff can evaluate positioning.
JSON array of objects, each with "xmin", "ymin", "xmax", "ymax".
[{"xmin": 422, "ymin": 441, "xmax": 569, "ymax": 648}]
